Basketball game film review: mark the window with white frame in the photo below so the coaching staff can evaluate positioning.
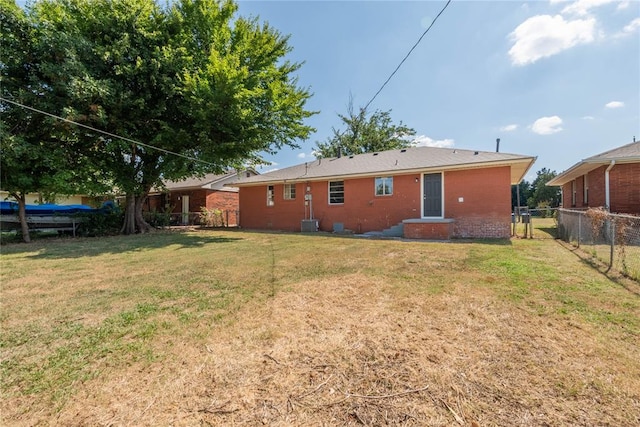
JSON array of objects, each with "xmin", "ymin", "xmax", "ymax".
[
  {"xmin": 375, "ymin": 176, "xmax": 393, "ymax": 196},
  {"xmin": 267, "ymin": 185, "xmax": 275, "ymax": 206},
  {"xmin": 328, "ymin": 180, "xmax": 344, "ymax": 204},
  {"xmin": 283, "ymin": 183, "xmax": 296, "ymax": 200}
]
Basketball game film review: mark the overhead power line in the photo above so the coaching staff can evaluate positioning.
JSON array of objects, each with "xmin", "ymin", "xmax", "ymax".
[
  {"xmin": 0, "ymin": 96, "xmax": 216, "ymax": 166},
  {"xmin": 363, "ymin": 0, "xmax": 452, "ymax": 112}
]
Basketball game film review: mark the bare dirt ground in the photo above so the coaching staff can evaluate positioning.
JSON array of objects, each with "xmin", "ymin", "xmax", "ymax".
[{"xmin": 43, "ymin": 274, "xmax": 639, "ymax": 426}]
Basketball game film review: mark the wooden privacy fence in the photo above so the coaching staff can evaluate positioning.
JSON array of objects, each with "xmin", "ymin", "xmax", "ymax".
[{"xmin": 557, "ymin": 208, "xmax": 640, "ymax": 281}]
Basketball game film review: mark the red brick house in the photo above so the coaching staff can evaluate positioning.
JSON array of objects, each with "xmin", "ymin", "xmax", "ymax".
[
  {"xmin": 147, "ymin": 171, "xmax": 255, "ymax": 225},
  {"xmin": 547, "ymin": 141, "xmax": 640, "ymax": 214},
  {"xmin": 229, "ymin": 146, "xmax": 536, "ymax": 239}
]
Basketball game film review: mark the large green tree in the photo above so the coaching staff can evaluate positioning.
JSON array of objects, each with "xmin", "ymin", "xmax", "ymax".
[
  {"xmin": 3, "ymin": 0, "xmax": 314, "ymax": 235},
  {"xmin": 1, "ymin": 0, "xmax": 107, "ymax": 241},
  {"xmin": 527, "ymin": 167, "xmax": 561, "ymax": 208},
  {"xmin": 314, "ymin": 99, "xmax": 415, "ymax": 157}
]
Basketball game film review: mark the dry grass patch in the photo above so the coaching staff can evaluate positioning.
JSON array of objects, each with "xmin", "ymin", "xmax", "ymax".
[{"xmin": 1, "ymin": 229, "xmax": 639, "ymax": 426}]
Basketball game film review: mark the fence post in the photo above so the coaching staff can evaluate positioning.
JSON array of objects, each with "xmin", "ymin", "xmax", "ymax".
[
  {"xmin": 577, "ymin": 213, "xmax": 581, "ymax": 248},
  {"xmin": 607, "ymin": 218, "xmax": 615, "ymax": 272}
]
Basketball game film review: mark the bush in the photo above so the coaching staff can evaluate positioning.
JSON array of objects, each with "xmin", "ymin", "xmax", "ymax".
[
  {"xmin": 144, "ymin": 209, "xmax": 172, "ymax": 228},
  {"xmin": 199, "ymin": 207, "xmax": 225, "ymax": 227},
  {"xmin": 75, "ymin": 210, "xmax": 124, "ymax": 237}
]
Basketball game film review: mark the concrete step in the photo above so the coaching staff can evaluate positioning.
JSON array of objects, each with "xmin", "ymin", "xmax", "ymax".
[{"xmin": 382, "ymin": 223, "xmax": 404, "ymax": 237}]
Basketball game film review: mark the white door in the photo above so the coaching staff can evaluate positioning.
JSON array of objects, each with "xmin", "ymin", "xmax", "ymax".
[{"xmin": 181, "ymin": 195, "xmax": 190, "ymax": 225}]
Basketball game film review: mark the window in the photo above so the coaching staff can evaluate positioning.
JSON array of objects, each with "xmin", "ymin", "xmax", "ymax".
[
  {"xmin": 267, "ymin": 185, "xmax": 274, "ymax": 206},
  {"xmin": 284, "ymin": 183, "xmax": 296, "ymax": 200},
  {"xmin": 329, "ymin": 180, "xmax": 344, "ymax": 204},
  {"xmin": 375, "ymin": 177, "xmax": 393, "ymax": 196},
  {"xmin": 583, "ymin": 174, "xmax": 589, "ymax": 204},
  {"xmin": 571, "ymin": 180, "xmax": 576, "ymax": 207}
]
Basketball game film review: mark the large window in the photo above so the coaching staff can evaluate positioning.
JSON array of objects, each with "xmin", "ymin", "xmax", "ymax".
[
  {"xmin": 267, "ymin": 185, "xmax": 274, "ymax": 206},
  {"xmin": 375, "ymin": 177, "xmax": 393, "ymax": 196},
  {"xmin": 329, "ymin": 180, "xmax": 344, "ymax": 204},
  {"xmin": 284, "ymin": 183, "xmax": 296, "ymax": 200}
]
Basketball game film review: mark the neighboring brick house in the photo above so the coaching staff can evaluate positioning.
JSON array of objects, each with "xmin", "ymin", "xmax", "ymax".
[
  {"xmin": 147, "ymin": 171, "xmax": 256, "ymax": 225},
  {"xmin": 547, "ymin": 141, "xmax": 640, "ymax": 214},
  {"xmin": 228, "ymin": 146, "xmax": 536, "ymax": 239}
]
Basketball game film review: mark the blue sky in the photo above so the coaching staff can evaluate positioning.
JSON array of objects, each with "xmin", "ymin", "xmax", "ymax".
[
  {"xmin": 236, "ymin": 0, "xmax": 639, "ymax": 180},
  {"xmin": 14, "ymin": 0, "xmax": 639, "ymax": 181}
]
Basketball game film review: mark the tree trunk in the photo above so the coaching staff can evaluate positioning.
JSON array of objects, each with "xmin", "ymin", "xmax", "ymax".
[
  {"xmin": 121, "ymin": 192, "xmax": 152, "ymax": 235},
  {"xmin": 15, "ymin": 193, "xmax": 31, "ymax": 243},
  {"xmin": 121, "ymin": 194, "xmax": 136, "ymax": 234},
  {"xmin": 134, "ymin": 194, "xmax": 152, "ymax": 233}
]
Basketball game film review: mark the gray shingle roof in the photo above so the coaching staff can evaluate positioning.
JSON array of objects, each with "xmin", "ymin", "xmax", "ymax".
[
  {"xmin": 585, "ymin": 140, "xmax": 640, "ymax": 162},
  {"xmin": 230, "ymin": 146, "xmax": 536, "ymax": 186},
  {"xmin": 158, "ymin": 172, "xmax": 241, "ymax": 192},
  {"xmin": 547, "ymin": 141, "xmax": 640, "ymax": 186}
]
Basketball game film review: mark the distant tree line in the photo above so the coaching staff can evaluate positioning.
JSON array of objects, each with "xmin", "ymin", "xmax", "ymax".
[{"xmin": 512, "ymin": 167, "xmax": 561, "ymax": 210}]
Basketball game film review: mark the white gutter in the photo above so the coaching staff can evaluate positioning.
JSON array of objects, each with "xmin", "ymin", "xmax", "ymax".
[{"xmin": 605, "ymin": 160, "xmax": 615, "ymax": 211}]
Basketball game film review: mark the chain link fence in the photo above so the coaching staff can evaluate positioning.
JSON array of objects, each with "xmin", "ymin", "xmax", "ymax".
[
  {"xmin": 557, "ymin": 208, "xmax": 640, "ymax": 281},
  {"xmin": 511, "ymin": 207, "xmax": 557, "ymax": 239}
]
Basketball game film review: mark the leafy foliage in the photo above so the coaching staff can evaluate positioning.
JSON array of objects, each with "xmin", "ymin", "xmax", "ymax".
[
  {"xmin": 512, "ymin": 168, "xmax": 561, "ymax": 210},
  {"xmin": 527, "ymin": 167, "xmax": 561, "ymax": 208},
  {"xmin": 2, "ymin": 0, "xmax": 315, "ymax": 235},
  {"xmin": 315, "ymin": 99, "xmax": 415, "ymax": 157},
  {"xmin": 75, "ymin": 210, "xmax": 124, "ymax": 237}
]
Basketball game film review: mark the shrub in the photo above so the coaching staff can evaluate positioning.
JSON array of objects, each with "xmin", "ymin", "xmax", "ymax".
[
  {"xmin": 75, "ymin": 210, "xmax": 123, "ymax": 237},
  {"xmin": 144, "ymin": 209, "xmax": 172, "ymax": 228},
  {"xmin": 199, "ymin": 207, "xmax": 225, "ymax": 227}
]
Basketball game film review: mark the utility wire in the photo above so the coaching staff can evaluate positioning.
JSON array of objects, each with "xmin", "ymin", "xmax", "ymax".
[
  {"xmin": 0, "ymin": 96, "xmax": 216, "ymax": 166},
  {"xmin": 363, "ymin": 0, "xmax": 452, "ymax": 112}
]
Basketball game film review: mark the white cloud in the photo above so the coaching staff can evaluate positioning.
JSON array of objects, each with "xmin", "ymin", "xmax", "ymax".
[
  {"xmin": 297, "ymin": 152, "xmax": 307, "ymax": 159},
  {"xmin": 614, "ymin": 17, "xmax": 640, "ymax": 38},
  {"xmin": 508, "ymin": 15, "xmax": 596, "ymax": 65},
  {"xmin": 411, "ymin": 135, "xmax": 455, "ymax": 148},
  {"xmin": 560, "ymin": 0, "xmax": 604, "ymax": 16},
  {"xmin": 560, "ymin": 0, "xmax": 626, "ymax": 16},
  {"xmin": 500, "ymin": 124, "xmax": 518, "ymax": 132},
  {"xmin": 582, "ymin": 115, "xmax": 595, "ymax": 120},
  {"xmin": 531, "ymin": 116, "xmax": 564, "ymax": 134},
  {"xmin": 605, "ymin": 101, "xmax": 624, "ymax": 108},
  {"xmin": 257, "ymin": 162, "xmax": 278, "ymax": 172},
  {"xmin": 623, "ymin": 17, "xmax": 640, "ymax": 33}
]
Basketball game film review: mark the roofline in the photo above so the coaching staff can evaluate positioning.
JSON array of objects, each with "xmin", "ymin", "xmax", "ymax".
[
  {"xmin": 547, "ymin": 156, "xmax": 640, "ymax": 186},
  {"xmin": 232, "ymin": 157, "xmax": 536, "ymax": 187},
  {"xmin": 516, "ymin": 155, "xmax": 537, "ymax": 184},
  {"xmin": 159, "ymin": 170, "xmax": 251, "ymax": 191}
]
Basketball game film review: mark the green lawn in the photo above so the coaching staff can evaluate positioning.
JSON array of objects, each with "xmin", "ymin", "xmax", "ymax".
[{"xmin": 1, "ymin": 228, "xmax": 639, "ymax": 426}]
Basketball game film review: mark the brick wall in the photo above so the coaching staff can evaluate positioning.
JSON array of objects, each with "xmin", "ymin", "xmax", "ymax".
[
  {"xmin": 239, "ymin": 174, "xmax": 422, "ymax": 233},
  {"xmin": 560, "ymin": 163, "xmax": 639, "ymax": 214},
  {"xmin": 146, "ymin": 190, "xmax": 239, "ymax": 214},
  {"xmin": 444, "ymin": 166, "xmax": 512, "ymax": 238},
  {"xmin": 403, "ymin": 221, "xmax": 453, "ymax": 240},
  {"xmin": 609, "ymin": 163, "xmax": 640, "ymax": 214},
  {"xmin": 239, "ymin": 166, "xmax": 513, "ymax": 238}
]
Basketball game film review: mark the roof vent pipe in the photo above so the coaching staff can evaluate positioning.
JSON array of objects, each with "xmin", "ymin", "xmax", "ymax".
[
  {"xmin": 496, "ymin": 138, "xmax": 500, "ymax": 152},
  {"xmin": 337, "ymin": 146, "xmax": 342, "ymax": 158}
]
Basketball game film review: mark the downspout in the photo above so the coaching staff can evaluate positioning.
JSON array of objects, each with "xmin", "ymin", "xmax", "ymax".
[{"xmin": 604, "ymin": 160, "xmax": 615, "ymax": 212}]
